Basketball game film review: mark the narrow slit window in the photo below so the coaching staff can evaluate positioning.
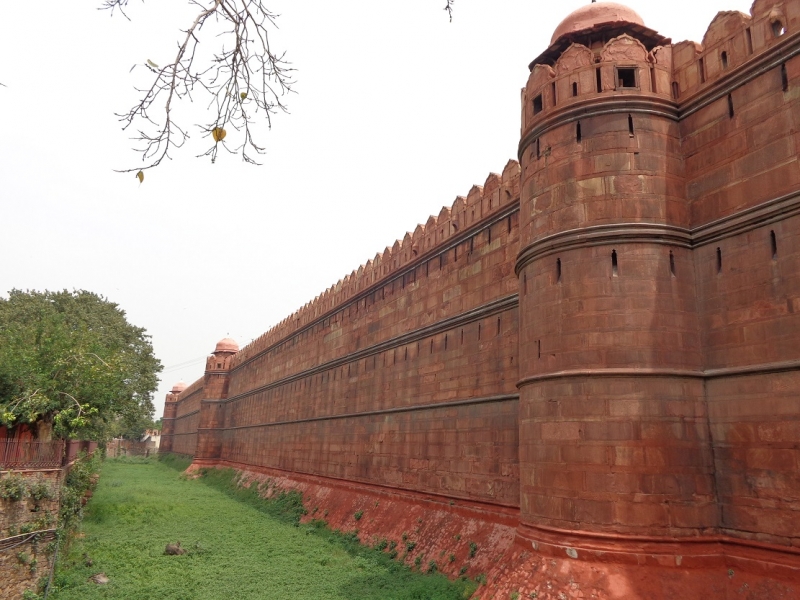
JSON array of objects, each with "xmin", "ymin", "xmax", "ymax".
[
  {"xmin": 461, "ymin": 329, "xmax": 464, "ymax": 344},
  {"xmin": 650, "ymin": 67, "xmax": 657, "ymax": 93},
  {"xmin": 478, "ymin": 324, "xmax": 481, "ymax": 340},
  {"xmin": 556, "ymin": 258, "xmax": 562, "ymax": 283},
  {"xmin": 572, "ymin": 81, "xmax": 578, "ymax": 97},
  {"xmin": 782, "ymin": 63, "xmax": 789, "ymax": 91},
  {"xmin": 699, "ymin": 57, "xmax": 706, "ymax": 83},
  {"xmin": 537, "ymin": 340, "xmax": 541, "ymax": 359},
  {"xmin": 771, "ymin": 230, "xmax": 778, "ymax": 259},
  {"xmin": 746, "ymin": 27, "xmax": 754, "ymax": 54},
  {"xmin": 628, "ymin": 114, "xmax": 635, "ymax": 137},
  {"xmin": 445, "ymin": 334, "xmax": 448, "ymax": 350},
  {"xmin": 716, "ymin": 247, "xmax": 722, "ymax": 273},
  {"xmin": 551, "ymin": 82, "xmax": 557, "ymax": 105},
  {"xmin": 617, "ymin": 67, "xmax": 637, "ymax": 88},
  {"xmin": 672, "ymin": 81, "xmax": 680, "ymax": 99},
  {"xmin": 533, "ymin": 94, "xmax": 544, "ymax": 115},
  {"xmin": 497, "ymin": 317, "xmax": 501, "ymax": 336},
  {"xmin": 576, "ymin": 121, "xmax": 582, "ymax": 142},
  {"xmin": 523, "ymin": 272, "xmax": 527, "ymax": 295},
  {"xmin": 772, "ymin": 20, "xmax": 786, "ymax": 37},
  {"xmin": 669, "ymin": 251, "xmax": 676, "ymax": 277},
  {"xmin": 721, "ymin": 51, "xmax": 728, "ymax": 69},
  {"xmin": 596, "ymin": 67, "xmax": 603, "ymax": 93},
  {"xmin": 536, "ymin": 138, "xmax": 541, "ymax": 159},
  {"xmin": 728, "ymin": 93, "xmax": 735, "ymax": 118},
  {"xmin": 611, "ymin": 249, "xmax": 619, "ymax": 276}
]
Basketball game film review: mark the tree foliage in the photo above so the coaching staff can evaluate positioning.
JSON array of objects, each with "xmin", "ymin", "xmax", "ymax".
[{"xmin": 0, "ymin": 290, "xmax": 162, "ymax": 441}]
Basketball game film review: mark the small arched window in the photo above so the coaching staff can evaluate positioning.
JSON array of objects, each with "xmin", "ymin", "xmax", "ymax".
[
  {"xmin": 721, "ymin": 51, "xmax": 728, "ymax": 69},
  {"xmin": 772, "ymin": 20, "xmax": 786, "ymax": 37}
]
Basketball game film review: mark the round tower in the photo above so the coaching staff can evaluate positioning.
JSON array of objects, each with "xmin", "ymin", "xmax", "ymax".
[
  {"xmin": 159, "ymin": 381, "xmax": 187, "ymax": 454},
  {"xmin": 516, "ymin": 2, "xmax": 716, "ymax": 549},
  {"xmin": 194, "ymin": 337, "xmax": 239, "ymax": 465}
]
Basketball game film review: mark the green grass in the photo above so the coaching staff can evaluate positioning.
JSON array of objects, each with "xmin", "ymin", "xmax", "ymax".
[{"xmin": 49, "ymin": 457, "xmax": 477, "ymax": 600}]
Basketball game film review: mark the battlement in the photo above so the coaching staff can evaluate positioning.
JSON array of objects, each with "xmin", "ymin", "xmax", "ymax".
[
  {"xmin": 230, "ymin": 160, "xmax": 521, "ymax": 369},
  {"xmin": 673, "ymin": 0, "xmax": 799, "ymax": 100}
]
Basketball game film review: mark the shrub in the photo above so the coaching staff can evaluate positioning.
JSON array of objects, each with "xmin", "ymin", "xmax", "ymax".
[
  {"xmin": 28, "ymin": 478, "xmax": 55, "ymax": 502},
  {"xmin": 0, "ymin": 473, "xmax": 28, "ymax": 501}
]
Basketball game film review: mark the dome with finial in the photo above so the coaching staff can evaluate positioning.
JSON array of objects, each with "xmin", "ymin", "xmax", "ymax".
[
  {"xmin": 170, "ymin": 381, "xmax": 187, "ymax": 394},
  {"xmin": 214, "ymin": 337, "xmax": 239, "ymax": 354},
  {"xmin": 551, "ymin": 2, "xmax": 645, "ymax": 45}
]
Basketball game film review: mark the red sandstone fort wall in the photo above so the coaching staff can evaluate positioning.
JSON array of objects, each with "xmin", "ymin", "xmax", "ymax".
[
  {"xmin": 161, "ymin": 2, "xmax": 800, "ymax": 595},
  {"xmin": 169, "ymin": 162, "xmax": 524, "ymax": 508}
]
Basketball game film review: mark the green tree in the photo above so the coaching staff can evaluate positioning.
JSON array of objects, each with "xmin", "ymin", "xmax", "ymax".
[{"xmin": 0, "ymin": 290, "xmax": 162, "ymax": 441}]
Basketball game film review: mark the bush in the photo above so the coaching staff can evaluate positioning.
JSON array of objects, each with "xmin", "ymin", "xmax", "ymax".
[
  {"xmin": 28, "ymin": 477, "xmax": 55, "ymax": 502},
  {"xmin": 0, "ymin": 472, "xmax": 28, "ymax": 501},
  {"xmin": 59, "ymin": 451, "xmax": 102, "ymax": 533}
]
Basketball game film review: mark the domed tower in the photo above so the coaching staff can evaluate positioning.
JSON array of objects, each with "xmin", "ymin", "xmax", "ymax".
[
  {"xmin": 159, "ymin": 381, "xmax": 187, "ymax": 454},
  {"xmin": 516, "ymin": 2, "xmax": 716, "ymax": 550},
  {"xmin": 194, "ymin": 338, "xmax": 239, "ymax": 465}
]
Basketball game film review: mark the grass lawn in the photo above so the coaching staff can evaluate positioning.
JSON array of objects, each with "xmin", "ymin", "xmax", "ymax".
[{"xmin": 49, "ymin": 457, "xmax": 477, "ymax": 600}]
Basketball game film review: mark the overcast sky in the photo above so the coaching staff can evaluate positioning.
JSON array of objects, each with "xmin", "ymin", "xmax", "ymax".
[{"xmin": 1, "ymin": 0, "xmax": 754, "ymax": 417}]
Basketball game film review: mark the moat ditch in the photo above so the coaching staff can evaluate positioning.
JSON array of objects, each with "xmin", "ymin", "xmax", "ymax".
[{"xmin": 46, "ymin": 456, "xmax": 478, "ymax": 600}]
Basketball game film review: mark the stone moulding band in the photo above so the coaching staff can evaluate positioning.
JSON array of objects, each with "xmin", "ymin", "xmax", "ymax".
[
  {"xmin": 515, "ymin": 192, "xmax": 800, "ymax": 274},
  {"xmin": 515, "ymin": 223, "xmax": 692, "ymax": 275},
  {"xmin": 230, "ymin": 202, "xmax": 521, "ymax": 374},
  {"xmin": 516, "ymin": 360, "xmax": 800, "ymax": 388},
  {"xmin": 174, "ymin": 410, "xmax": 200, "ymax": 420},
  {"xmin": 224, "ymin": 294, "xmax": 519, "ymax": 405},
  {"xmin": 214, "ymin": 393, "xmax": 518, "ymax": 431},
  {"xmin": 692, "ymin": 190, "xmax": 800, "ymax": 247},
  {"xmin": 517, "ymin": 523, "xmax": 800, "ymax": 574},
  {"xmin": 203, "ymin": 459, "xmax": 522, "ymax": 517},
  {"xmin": 518, "ymin": 97, "xmax": 679, "ymax": 160}
]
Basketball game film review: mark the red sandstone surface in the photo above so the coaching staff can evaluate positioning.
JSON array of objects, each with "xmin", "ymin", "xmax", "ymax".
[{"xmin": 164, "ymin": 1, "xmax": 800, "ymax": 597}]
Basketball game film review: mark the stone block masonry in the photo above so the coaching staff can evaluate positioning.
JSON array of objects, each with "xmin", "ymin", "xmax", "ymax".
[{"xmin": 162, "ymin": 1, "xmax": 800, "ymax": 597}]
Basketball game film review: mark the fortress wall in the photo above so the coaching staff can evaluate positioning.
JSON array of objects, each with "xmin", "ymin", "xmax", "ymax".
[
  {"xmin": 681, "ymin": 54, "xmax": 800, "ymax": 226},
  {"xmin": 227, "ymin": 167, "xmax": 520, "ymax": 399},
  {"xmin": 671, "ymin": 0, "xmax": 800, "ymax": 545},
  {"xmin": 208, "ymin": 165, "xmax": 523, "ymax": 507},
  {"xmin": 171, "ymin": 379, "xmax": 203, "ymax": 456},
  {"xmin": 696, "ymin": 214, "xmax": 800, "ymax": 543}
]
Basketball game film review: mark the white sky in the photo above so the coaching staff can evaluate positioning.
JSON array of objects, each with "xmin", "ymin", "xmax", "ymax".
[{"xmin": 1, "ymin": 0, "xmax": 754, "ymax": 417}]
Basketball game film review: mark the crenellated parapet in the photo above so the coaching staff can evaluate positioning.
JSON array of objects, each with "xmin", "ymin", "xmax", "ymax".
[
  {"xmin": 230, "ymin": 160, "xmax": 520, "ymax": 369},
  {"xmin": 673, "ymin": 0, "xmax": 798, "ymax": 100}
]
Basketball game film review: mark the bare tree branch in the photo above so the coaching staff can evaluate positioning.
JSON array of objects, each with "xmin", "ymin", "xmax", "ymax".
[
  {"xmin": 444, "ymin": 0, "xmax": 454, "ymax": 22},
  {"xmin": 102, "ymin": 0, "xmax": 294, "ymax": 173}
]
